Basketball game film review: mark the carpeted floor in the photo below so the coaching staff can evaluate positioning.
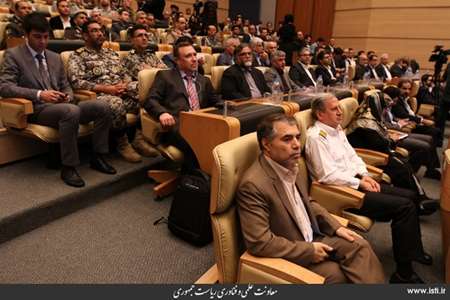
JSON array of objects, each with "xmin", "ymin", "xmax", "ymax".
[{"xmin": 0, "ymin": 184, "xmax": 214, "ymax": 283}]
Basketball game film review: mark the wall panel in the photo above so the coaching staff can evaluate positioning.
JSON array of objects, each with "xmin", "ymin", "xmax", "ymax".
[
  {"xmin": 333, "ymin": 0, "xmax": 450, "ymax": 70},
  {"xmin": 167, "ymin": 0, "xmax": 229, "ymax": 22}
]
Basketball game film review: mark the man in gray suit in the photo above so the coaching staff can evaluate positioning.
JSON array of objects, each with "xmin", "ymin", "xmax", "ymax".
[
  {"xmin": 237, "ymin": 114, "xmax": 385, "ymax": 283},
  {"xmin": 0, "ymin": 13, "xmax": 115, "ymax": 188},
  {"xmin": 264, "ymin": 50, "xmax": 300, "ymax": 93}
]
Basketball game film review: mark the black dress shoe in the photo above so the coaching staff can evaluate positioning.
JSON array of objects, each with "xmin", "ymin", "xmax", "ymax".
[
  {"xmin": 424, "ymin": 169, "xmax": 441, "ymax": 180},
  {"xmin": 61, "ymin": 166, "xmax": 85, "ymax": 188},
  {"xmin": 90, "ymin": 154, "xmax": 117, "ymax": 174},
  {"xmin": 414, "ymin": 252, "xmax": 433, "ymax": 265},
  {"xmin": 389, "ymin": 271, "xmax": 425, "ymax": 283}
]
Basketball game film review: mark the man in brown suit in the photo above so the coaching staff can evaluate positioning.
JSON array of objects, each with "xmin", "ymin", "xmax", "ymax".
[{"xmin": 236, "ymin": 114, "xmax": 384, "ymax": 283}]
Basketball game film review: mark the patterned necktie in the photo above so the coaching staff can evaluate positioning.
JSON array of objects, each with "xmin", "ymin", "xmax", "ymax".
[
  {"xmin": 35, "ymin": 53, "xmax": 51, "ymax": 89},
  {"xmin": 185, "ymin": 74, "xmax": 200, "ymax": 111}
]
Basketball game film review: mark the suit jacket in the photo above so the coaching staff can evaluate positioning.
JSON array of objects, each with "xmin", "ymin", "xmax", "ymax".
[
  {"xmin": 353, "ymin": 64, "xmax": 367, "ymax": 81},
  {"xmin": 289, "ymin": 62, "xmax": 316, "ymax": 88},
  {"xmin": 49, "ymin": 16, "xmax": 64, "ymax": 30},
  {"xmin": 216, "ymin": 52, "xmax": 234, "ymax": 66},
  {"xmin": 315, "ymin": 64, "xmax": 337, "ymax": 86},
  {"xmin": 0, "ymin": 44, "xmax": 73, "ymax": 113},
  {"xmin": 237, "ymin": 155, "xmax": 341, "ymax": 266},
  {"xmin": 264, "ymin": 67, "xmax": 300, "ymax": 93},
  {"xmin": 221, "ymin": 64, "xmax": 271, "ymax": 100},
  {"xmin": 392, "ymin": 97, "xmax": 421, "ymax": 123},
  {"xmin": 375, "ymin": 64, "xmax": 391, "ymax": 81},
  {"xmin": 143, "ymin": 68, "xmax": 221, "ymax": 122}
]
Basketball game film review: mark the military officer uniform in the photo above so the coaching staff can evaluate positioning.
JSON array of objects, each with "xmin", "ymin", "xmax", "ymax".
[
  {"xmin": 67, "ymin": 47, "xmax": 139, "ymax": 130},
  {"xmin": 121, "ymin": 49, "xmax": 167, "ymax": 83}
]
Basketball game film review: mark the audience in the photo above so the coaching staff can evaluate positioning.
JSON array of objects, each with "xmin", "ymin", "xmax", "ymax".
[
  {"xmin": 0, "ymin": 12, "xmax": 115, "ymax": 187},
  {"xmin": 289, "ymin": 47, "xmax": 316, "ymax": 88},
  {"xmin": 49, "ymin": 0, "xmax": 72, "ymax": 32},
  {"xmin": 216, "ymin": 37, "xmax": 238, "ymax": 66},
  {"xmin": 315, "ymin": 51, "xmax": 339, "ymax": 86},
  {"xmin": 2, "ymin": 0, "xmax": 32, "ymax": 47},
  {"xmin": 64, "ymin": 11, "xmax": 88, "ymax": 40},
  {"xmin": 376, "ymin": 53, "xmax": 393, "ymax": 81},
  {"xmin": 264, "ymin": 50, "xmax": 299, "ymax": 93}
]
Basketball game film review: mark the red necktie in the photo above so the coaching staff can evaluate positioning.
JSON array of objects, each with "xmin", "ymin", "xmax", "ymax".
[{"xmin": 185, "ymin": 74, "xmax": 200, "ymax": 111}]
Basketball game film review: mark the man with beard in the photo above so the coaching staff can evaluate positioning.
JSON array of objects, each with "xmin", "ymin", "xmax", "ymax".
[
  {"xmin": 64, "ymin": 11, "xmax": 88, "ymax": 40},
  {"xmin": 221, "ymin": 44, "xmax": 271, "ymax": 100},
  {"xmin": 68, "ymin": 20, "xmax": 146, "ymax": 163}
]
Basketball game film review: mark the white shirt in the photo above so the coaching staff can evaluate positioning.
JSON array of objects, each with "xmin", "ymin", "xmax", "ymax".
[
  {"xmin": 370, "ymin": 66, "xmax": 379, "ymax": 80},
  {"xmin": 60, "ymin": 16, "xmax": 71, "ymax": 29},
  {"xmin": 305, "ymin": 121, "xmax": 368, "ymax": 189},
  {"xmin": 382, "ymin": 64, "xmax": 392, "ymax": 80},
  {"xmin": 265, "ymin": 156, "xmax": 313, "ymax": 242}
]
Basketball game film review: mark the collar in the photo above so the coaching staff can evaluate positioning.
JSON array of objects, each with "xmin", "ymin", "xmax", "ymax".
[
  {"xmin": 264, "ymin": 155, "xmax": 298, "ymax": 184},
  {"xmin": 299, "ymin": 61, "xmax": 309, "ymax": 68},
  {"xmin": 274, "ymin": 67, "xmax": 284, "ymax": 76},
  {"xmin": 26, "ymin": 42, "xmax": 44, "ymax": 59},
  {"xmin": 179, "ymin": 69, "xmax": 198, "ymax": 81},
  {"xmin": 315, "ymin": 120, "xmax": 342, "ymax": 136}
]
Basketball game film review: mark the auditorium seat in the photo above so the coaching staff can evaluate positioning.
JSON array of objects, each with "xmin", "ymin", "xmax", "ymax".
[
  {"xmin": 208, "ymin": 131, "xmax": 350, "ymax": 284},
  {"xmin": 155, "ymin": 51, "xmax": 170, "ymax": 60},
  {"xmin": 119, "ymin": 29, "xmax": 128, "ymax": 42},
  {"xmin": 212, "ymin": 53, "xmax": 220, "ymax": 66},
  {"xmin": 52, "ymin": 29, "xmax": 65, "ymax": 39},
  {"xmin": 210, "ymin": 65, "xmax": 229, "ymax": 92},
  {"xmin": 158, "ymin": 43, "xmax": 172, "ymax": 52},
  {"xmin": 201, "ymin": 53, "xmax": 214, "ymax": 75},
  {"xmin": 138, "ymin": 68, "xmax": 183, "ymax": 198},
  {"xmin": 441, "ymin": 149, "xmax": 450, "ymax": 283},
  {"xmin": 200, "ymin": 46, "xmax": 212, "ymax": 54}
]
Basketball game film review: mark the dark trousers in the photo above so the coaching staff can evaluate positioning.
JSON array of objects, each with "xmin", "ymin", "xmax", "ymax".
[
  {"xmin": 31, "ymin": 100, "xmax": 112, "ymax": 166},
  {"xmin": 397, "ymin": 133, "xmax": 439, "ymax": 171},
  {"xmin": 162, "ymin": 130, "xmax": 199, "ymax": 172},
  {"xmin": 353, "ymin": 184, "xmax": 424, "ymax": 264}
]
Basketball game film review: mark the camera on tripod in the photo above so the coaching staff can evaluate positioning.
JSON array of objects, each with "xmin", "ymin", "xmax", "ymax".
[{"xmin": 429, "ymin": 45, "xmax": 450, "ymax": 65}]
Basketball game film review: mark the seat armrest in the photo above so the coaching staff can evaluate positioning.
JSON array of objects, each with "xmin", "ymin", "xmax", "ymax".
[
  {"xmin": 418, "ymin": 103, "xmax": 434, "ymax": 118},
  {"xmin": 310, "ymin": 181, "xmax": 365, "ymax": 214},
  {"xmin": 239, "ymin": 251, "xmax": 325, "ymax": 284},
  {"xmin": 74, "ymin": 90, "xmax": 97, "ymax": 102},
  {"xmin": 0, "ymin": 98, "xmax": 34, "ymax": 129},
  {"xmin": 395, "ymin": 146, "xmax": 409, "ymax": 157},
  {"xmin": 330, "ymin": 213, "xmax": 349, "ymax": 227},
  {"xmin": 366, "ymin": 165, "xmax": 385, "ymax": 182},
  {"xmin": 355, "ymin": 148, "xmax": 389, "ymax": 166},
  {"xmin": 141, "ymin": 109, "xmax": 165, "ymax": 145}
]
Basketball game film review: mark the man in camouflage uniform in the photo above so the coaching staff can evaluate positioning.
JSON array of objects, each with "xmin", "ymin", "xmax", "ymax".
[
  {"xmin": 122, "ymin": 24, "xmax": 166, "ymax": 81},
  {"xmin": 1, "ymin": 1, "xmax": 32, "ymax": 48},
  {"xmin": 68, "ymin": 20, "xmax": 157, "ymax": 162}
]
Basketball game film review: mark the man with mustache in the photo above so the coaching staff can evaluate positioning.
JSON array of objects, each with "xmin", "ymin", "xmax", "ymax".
[{"xmin": 237, "ymin": 114, "xmax": 384, "ymax": 283}]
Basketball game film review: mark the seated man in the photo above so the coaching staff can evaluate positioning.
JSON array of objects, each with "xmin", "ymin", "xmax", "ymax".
[
  {"xmin": 367, "ymin": 54, "xmax": 381, "ymax": 80},
  {"xmin": 417, "ymin": 74, "xmax": 438, "ymax": 106},
  {"xmin": 305, "ymin": 93, "xmax": 432, "ymax": 283},
  {"xmin": 353, "ymin": 53, "xmax": 368, "ymax": 81},
  {"xmin": 264, "ymin": 50, "xmax": 299, "ymax": 93},
  {"xmin": 216, "ymin": 38, "xmax": 239, "ymax": 66},
  {"xmin": 289, "ymin": 47, "xmax": 316, "ymax": 88},
  {"xmin": 250, "ymin": 37, "xmax": 270, "ymax": 67},
  {"xmin": 0, "ymin": 13, "xmax": 115, "ymax": 187},
  {"xmin": 143, "ymin": 39, "xmax": 221, "ymax": 171},
  {"xmin": 201, "ymin": 25, "xmax": 222, "ymax": 47},
  {"xmin": 165, "ymin": 16, "xmax": 191, "ymax": 45},
  {"xmin": 376, "ymin": 53, "xmax": 393, "ymax": 81},
  {"xmin": 390, "ymin": 57, "xmax": 409, "ymax": 78},
  {"xmin": 49, "ymin": 0, "xmax": 72, "ymax": 32},
  {"xmin": 68, "ymin": 20, "xmax": 148, "ymax": 163},
  {"xmin": 1, "ymin": 1, "xmax": 32, "ymax": 48},
  {"xmin": 221, "ymin": 44, "xmax": 271, "ymax": 100},
  {"xmin": 64, "ymin": 11, "xmax": 88, "ymax": 40},
  {"xmin": 111, "ymin": 8, "xmax": 131, "ymax": 40},
  {"xmin": 237, "ymin": 114, "xmax": 385, "ymax": 283},
  {"xmin": 314, "ymin": 51, "xmax": 339, "ymax": 86}
]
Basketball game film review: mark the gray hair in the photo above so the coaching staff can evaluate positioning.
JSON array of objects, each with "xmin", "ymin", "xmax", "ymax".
[
  {"xmin": 224, "ymin": 37, "xmax": 239, "ymax": 47},
  {"xmin": 271, "ymin": 50, "xmax": 286, "ymax": 62},
  {"xmin": 250, "ymin": 37, "xmax": 263, "ymax": 48},
  {"xmin": 311, "ymin": 93, "xmax": 334, "ymax": 120}
]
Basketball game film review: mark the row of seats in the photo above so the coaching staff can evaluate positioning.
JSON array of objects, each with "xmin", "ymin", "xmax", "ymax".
[{"xmin": 207, "ymin": 96, "xmax": 389, "ymax": 284}]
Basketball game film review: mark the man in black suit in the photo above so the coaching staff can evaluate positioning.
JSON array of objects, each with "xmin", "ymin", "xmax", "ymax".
[
  {"xmin": 49, "ymin": 0, "xmax": 72, "ymax": 32},
  {"xmin": 390, "ymin": 57, "xmax": 408, "ymax": 78},
  {"xmin": 353, "ymin": 53, "xmax": 368, "ymax": 81},
  {"xmin": 221, "ymin": 44, "xmax": 271, "ymax": 100},
  {"xmin": 143, "ymin": 39, "xmax": 221, "ymax": 170},
  {"xmin": 314, "ymin": 51, "xmax": 339, "ymax": 86},
  {"xmin": 367, "ymin": 54, "xmax": 381, "ymax": 80},
  {"xmin": 0, "ymin": 13, "xmax": 115, "ymax": 187},
  {"xmin": 288, "ymin": 47, "xmax": 316, "ymax": 88},
  {"xmin": 111, "ymin": 9, "xmax": 131, "ymax": 40},
  {"xmin": 375, "ymin": 53, "xmax": 393, "ymax": 81}
]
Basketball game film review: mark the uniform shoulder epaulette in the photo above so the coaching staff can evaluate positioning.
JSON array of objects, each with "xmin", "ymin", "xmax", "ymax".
[{"xmin": 319, "ymin": 129, "xmax": 327, "ymax": 139}]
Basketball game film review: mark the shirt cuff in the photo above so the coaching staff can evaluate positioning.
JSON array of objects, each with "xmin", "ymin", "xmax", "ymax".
[
  {"xmin": 350, "ymin": 178, "xmax": 360, "ymax": 190},
  {"xmin": 37, "ymin": 90, "xmax": 42, "ymax": 100}
]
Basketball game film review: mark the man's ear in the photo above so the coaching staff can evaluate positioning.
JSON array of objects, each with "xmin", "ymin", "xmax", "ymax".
[{"xmin": 261, "ymin": 138, "xmax": 271, "ymax": 153}]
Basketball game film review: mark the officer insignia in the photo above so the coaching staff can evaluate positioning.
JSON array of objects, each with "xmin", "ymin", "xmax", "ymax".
[
  {"xmin": 93, "ymin": 67, "xmax": 102, "ymax": 75},
  {"xmin": 319, "ymin": 130, "xmax": 327, "ymax": 138}
]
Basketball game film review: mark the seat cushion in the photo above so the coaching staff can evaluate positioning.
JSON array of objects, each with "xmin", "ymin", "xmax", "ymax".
[{"xmin": 20, "ymin": 122, "xmax": 93, "ymax": 143}]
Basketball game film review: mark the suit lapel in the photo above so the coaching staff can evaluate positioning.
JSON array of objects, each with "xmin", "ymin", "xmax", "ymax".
[
  {"xmin": 173, "ymin": 69, "xmax": 190, "ymax": 105},
  {"xmin": 237, "ymin": 66, "xmax": 251, "ymax": 97},
  {"xmin": 21, "ymin": 45, "xmax": 47, "ymax": 90},
  {"xmin": 44, "ymin": 50, "xmax": 57, "ymax": 90}
]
